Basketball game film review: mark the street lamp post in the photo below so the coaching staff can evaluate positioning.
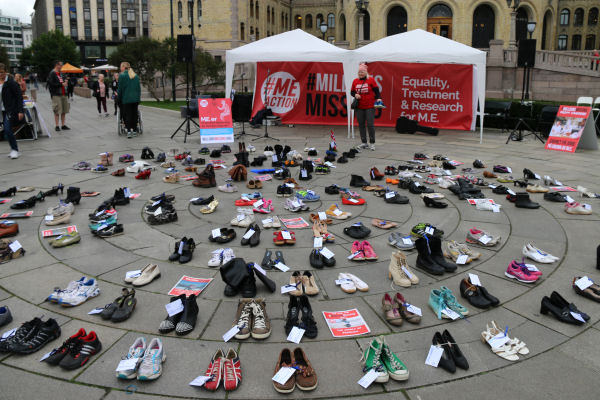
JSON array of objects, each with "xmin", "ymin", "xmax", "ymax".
[
  {"xmin": 506, "ymin": 0, "xmax": 520, "ymax": 49},
  {"xmin": 527, "ymin": 21, "xmax": 536, "ymax": 39},
  {"xmin": 121, "ymin": 27, "xmax": 128, "ymax": 42},
  {"xmin": 320, "ymin": 22, "xmax": 328, "ymax": 41},
  {"xmin": 355, "ymin": 0, "xmax": 369, "ymax": 43}
]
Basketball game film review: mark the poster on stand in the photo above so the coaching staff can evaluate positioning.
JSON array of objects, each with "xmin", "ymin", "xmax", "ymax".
[
  {"xmin": 252, "ymin": 61, "xmax": 474, "ymax": 130},
  {"xmin": 322, "ymin": 309, "xmax": 371, "ymax": 338},
  {"xmin": 545, "ymin": 106, "xmax": 597, "ymax": 152},
  {"xmin": 198, "ymin": 98, "xmax": 234, "ymax": 144},
  {"xmin": 168, "ymin": 276, "xmax": 213, "ymax": 297}
]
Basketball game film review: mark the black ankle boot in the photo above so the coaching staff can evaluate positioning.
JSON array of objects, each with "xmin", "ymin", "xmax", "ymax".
[
  {"xmin": 43, "ymin": 183, "xmax": 64, "ymax": 197},
  {"xmin": 0, "ymin": 187, "xmax": 16, "ymax": 197},
  {"xmin": 429, "ymin": 236, "xmax": 457, "ymax": 272},
  {"xmin": 63, "ymin": 187, "xmax": 81, "ymax": 205},
  {"xmin": 515, "ymin": 192, "xmax": 540, "ymax": 209},
  {"xmin": 415, "ymin": 238, "xmax": 445, "ymax": 275},
  {"xmin": 175, "ymin": 294, "xmax": 198, "ymax": 335},
  {"xmin": 285, "ymin": 296, "xmax": 300, "ymax": 335},
  {"xmin": 240, "ymin": 270, "xmax": 257, "ymax": 298},
  {"xmin": 113, "ymin": 188, "xmax": 129, "ymax": 206}
]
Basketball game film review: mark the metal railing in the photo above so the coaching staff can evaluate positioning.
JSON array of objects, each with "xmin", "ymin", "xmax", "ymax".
[{"xmin": 503, "ymin": 49, "xmax": 600, "ymax": 76}]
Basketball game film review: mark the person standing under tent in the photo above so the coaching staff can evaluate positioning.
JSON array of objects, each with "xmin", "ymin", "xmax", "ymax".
[{"xmin": 351, "ymin": 63, "xmax": 385, "ymax": 151}]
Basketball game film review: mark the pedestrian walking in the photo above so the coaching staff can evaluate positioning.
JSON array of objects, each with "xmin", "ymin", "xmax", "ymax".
[
  {"xmin": 47, "ymin": 61, "xmax": 70, "ymax": 132},
  {"xmin": 117, "ymin": 62, "xmax": 141, "ymax": 139},
  {"xmin": 67, "ymin": 75, "xmax": 76, "ymax": 99},
  {"xmin": 92, "ymin": 74, "xmax": 109, "ymax": 117},
  {"xmin": 111, "ymin": 72, "xmax": 119, "ymax": 115},
  {"xmin": 0, "ymin": 63, "xmax": 24, "ymax": 159},
  {"xmin": 351, "ymin": 63, "xmax": 384, "ymax": 151}
]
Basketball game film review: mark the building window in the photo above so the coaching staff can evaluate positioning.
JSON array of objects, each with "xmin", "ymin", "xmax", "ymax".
[
  {"xmin": 340, "ymin": 13, "xmax": 346, "ymax": 41},
  {"xmin": 589, "ymin": 8, "xmax": 598, "ymax": 25},
  {"xmin": 188, "ymin": 1, "xmax": 193, "ymax": 21},
  {"xmin": 281, "ymin": 12, "xmax": 284, "ymax": 28},
  {"xmin": 143, "ymin": 28, "xmax": 148, "ymax": 36},
  {"xmin": 572, "ymin": 34, "xmax": 581, "ymax": 50},
  {"xmin": 256, "ymin": 29, "xmax": 259, "ymax": 39},
  {"xmin": 112, "ymin": 26, "xmax": 119, "ymax": 38},
  {"xmin": 143, "ymin": 11, "xmax": 148, "ymax": 22},
  {"xmin": 198, "ymin": 0, "xmax": 202, "ymax": 18},
  {"xmin": 178, "ymin": 1, "xmax": 182, "ymax": 19},
  {"xmin": 240, "ymin": 22, "xmax": 245, "ymax": 40},
  {"xmin": 250, "ymin": 0, "xmax": 254, "ymax": 18},
  {"xmin": 585, "ymin": 34, "xmax": 595, "ymax": 50},
  {"xmin": 84, "ymin": 45, "xmax": 101, "ymax": 59},
  {"xmin": 327, "ymin": 13, "xmax": 335, "ymax": 28},
  {"xmin": 215, "ymin": 55, "xmax": 222, "ymax": 63},
  {"xmin": 98, "ymin": 8, "xmax": 104, "ymax": 21},
  {"xmin": 71, "ymin": 26, "xmax": 77, "ymax": 38},
  {"xmin": 558, "ymin": 34, "xmax": 568, "ymax": 50},
  {"xmin": 560, "ymin": 9, "xmax": 570, "ymax": 26},
  {"xmin": 574, "ymin": 8, "xmax": 584, "ymax": 26},
  {"xmin": 256, "ymin": 1, "xmax": 259, "ymax": 20},
  {"xmin": 316, "ymin": 14, "xmax": 323, "ymax": 27},
  {"xmin": 127, "ymin": 9, "xmax": 135, "ymax": 22},
  {"xmin": 85, "ymin": 26, "xmax": 91, "ymax": 39},
  {"xmin": 112, "ymin": 9, "xmax": 118, "ymax": 21},
  {"xmin": 305, "ymin": 14, "xmax": 312, "ymax": 29},
  {"xmin": 295, "ymin": 15, "xmax": 302, "ymax": 29},
  {"xmin": 84, "ymin": 9, "xmax": 91, "ymax": 21},
  {"xmin": 99, "ymin": 27, "xmax": 105, "ymax": 40},
  {"xmin": 267, "ymin": 6, "xmax": 270, "ymax": 23}
]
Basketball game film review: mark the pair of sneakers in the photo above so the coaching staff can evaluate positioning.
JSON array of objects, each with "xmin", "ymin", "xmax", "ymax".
[
  {"xmin": 208, "ymin": 248, "xmax": 235, "ymax": 267},
  {"xmin": 356, "ymin": 142, "xmax": 376, "ymax": 151},
  {"xmin": 201, "ymin": 348, "xmax": 242, "ymax": 391},
  {"xmin": 349, "ymin": 240, "xmax": 378, "ymax": 261},
  {"xmin": 233, "ymin": 298, "xmax": 271, "ymax": 340},
  {"xmin": 47, "ymin": 277, "xmax": 100, "ymax": 307},
  {"xmin": 361, "ymin": 336, "xmax": 409, "ymax": 383},
  {"xmin": 116, "ymin": 337, "xmax": 165, "ymax": 380}
]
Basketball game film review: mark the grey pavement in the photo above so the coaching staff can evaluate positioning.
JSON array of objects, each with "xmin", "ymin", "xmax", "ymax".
[{"xmin": 0, "ymin": 89, "xmax": 599, "ymax": 399}]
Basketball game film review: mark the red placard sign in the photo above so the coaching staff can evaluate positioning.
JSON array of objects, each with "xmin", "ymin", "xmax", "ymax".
[
  {"xmin": 545, "ymin": 106, "xmax": 592, "ymax": 153},
  {"xmin": 252, "ymin": 61, "xmax": 474, "ymax": 130},
  {"xmin": 197, "ymin": 98, "xmax": 232, "ymax": 129}
]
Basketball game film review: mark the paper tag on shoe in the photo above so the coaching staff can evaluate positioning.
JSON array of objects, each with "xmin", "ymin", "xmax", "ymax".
[
  {"xmin": 285, "ymin": 183, "xmax": 295, "ymax": 188},
  {"xmin": 272, "ymin": 155, "xmax": 278, "ymax": 162},
  {"xmin": 152, "ymin": 200, "xmax": 161, "ymax": 207},
  {"xmin": 487, "ymin": 333, "xmax": 510, "ymax": 349},
  {"xmin": 488, "ymin": 184, "xmax": 497, "ymax": 189},
  {"xmin": 507, "ymin": 189, "xmax": 516, "ymax": 195},
  {"xmin": 125, "ymin": 270, "xmax": 142, "ymax": 279},
  {"xmin": 281, "ymin": 284, "xmax": 298, "ymax": 294},
  {"xmin": 212, "ymin": 228, "xmax": 222, "ymax": 238},
  {"xmin": 262, "ymin": 218, "xmax": 272, "ymax": 226},
  {"xmin": 45, "ymin": 215, "xmax": 54, "ymax": 221},
  {"xmin": 116, "ymin": 358, "xmax": 139, "ymax": 372},
  {"xmin": 524, "ymin": 263, "xmax": 539, "ymax": 272},
  {"xmin": 405, "ymin": 304, "xmax": 422, "ymax": 316},
  {"xmin": 253, "ymin": 199, "xmax": 264, "ymax": 208},
  {"xmin": 318, "ymin": 211, "xmax": 327, "ymax": 220},
  {"xmin": 291, "ymin": 200, "xmax": 301, "ymax": 208},
  {"xmin": 39, "ymin": 351, "xmax": 53, "ymax": 362},
  {"xmin": 575, "ymin": 276, "xmax": 594, "ymax": 291},
  {"xmin": 313, "ymin": 237, "xmax": 323, "ymax": 248},
  {"xmin": 492, "ymin": 204, "xmax": 501, "ymax": 213},
  {"xmin": 1, "ymin": 328, "xmax": 16, "ymax": 339},
  {"xmin": 178, "ymin": 241, "xmax": 185, "ymax": 254},
  {"xmin": 506, "ymin": 167, "xmax": 512, "ymax": 173},
  {"xmin": 414, "ymin": 182, "xmax": 421, "ymax": 187},
  {"xmin": 401, "ymin": 266, "xmax": 413, "ymax": 280},
  {"xmin": 153, "ymin": 207, "xmax": 162, "ymax": 216},
  {"xmin": 87, "ymin": 308, "xmax": 104, "ymax": 315},
  {"xmin": 441, "ymin": 308, "xmax": 461, "ymax": 320},
  {"xmin": 425, "ymin": 345, "xmax": 444, "ymax": 367},
  {"xmin": 534, "ymin": 173, "xmax": 541, "ymax": 180},
  {"xmin": 274, "ymin": 262, "xmax": 290, "ymax": 272},
  {"xmin": 242, "ymin": 229, "xmax": 255, "ymax": 240},
  {"xmin": 335, "ymin": 279, "xmax": 352, "ymax": 285},
  {"xmin": 468, "ymin": 273, "xmax": 481, "ymax": 286},
  {"xmin": 570, "ymin": 311, "xmax": 586, "ymax": 323},
  {"xmin": 301, "ymin": 169, "xmax": 308, "ymax": 178},
  {"xmin": 357, "ymin": 368, "xmax": 380, "ymax": 389},
  {"xmin": 281, "ymin": 231, "xmax": 292, "ymax": 240},
  {"xmin": 456, "ymin": 254, "xmax": 469, "ymax": 265},
  {"xmin": 565, "ymin": 195, "xmax": 575, "ymax": 203},
  {"xmin": 237, "ymin": 214, "xmax": 245, "ymax": 222},
  {"xmin": 402, "ymin": 237, "xmax": 413, "ymax": 245},
  {"xmin": 272, "ymin": 367, "xmax": 296, "ymax": 385},
  {"xmin": 320, "ymin": 247, "xmax": 334, "ymax": 259},
  {"xmin": 165, "ymin": 299, "xmax": 184, "ymax": 316},
  {"xmin": 333, "ymin": 208, "xmax": 342, "ymax": 216},
  {"xmin": 287, "ymin": 326, "xmax": 305, "ymax": 344},
  {"xmin": 223, "ymin": 325, "xmax": 240, "ymax": 342},
  {"xmin": 583, "ymin": 203, "xmax": 592, "ymax": 211},
  {"xmin": 348, "ymin": 198, "xmax": 359, "ymax": 203},
  {"xmin": 425, "ymin": 226, "xmax": 435, "ymax": 235},
  {"xmin": 189, "ymin": 375, "xmax": 212, "ymax": 387},
  {"xmin": 385, "ymin": 192, "xmax": 395, "ymax": 199},
  {"xmin": 8, "ymin": 240, "xmax": 22, "ymax": 252},
  {"xmin": 189, "ymin": 198, "xmax": 199, "ymax": 202},
  {"xmin": 253, "ymin": 263, "xmax": 267, "ymax": 276},
  {"xmin": 479, "ymin": 235, "xmax": 492, "ymax": 245},
  {"xmin": 348, "ymin": 251, "xmax": 362, "ymax": 260},
  {"xmin": 123, "ymin": 187, "xmax": 131, "ymax": 197}
]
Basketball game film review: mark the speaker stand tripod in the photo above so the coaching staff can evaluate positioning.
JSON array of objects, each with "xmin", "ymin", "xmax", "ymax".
[
  {"xmin": 234, "ymin": 120, "xmax": 260, "ymax": 140},
  {"xmin": 506, "ymin": 117, "xmax": 544, "ymax": 144},
  {"xmin": 171, "ymin": 61, "xmax": 199, "ymax": 143},
  {"xmin": 252, "ymin": 70, "xmax": 279, "ymax": 141}
]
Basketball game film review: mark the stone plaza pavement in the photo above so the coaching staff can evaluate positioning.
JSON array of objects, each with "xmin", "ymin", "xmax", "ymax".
[{"xmin": 0, "ymin": 90, "xmax": 599, "ymax": 400}]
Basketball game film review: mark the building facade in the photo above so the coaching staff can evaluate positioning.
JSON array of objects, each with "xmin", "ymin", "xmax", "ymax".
[
  {"xmin": 32, "ymin": 0, "xmax": 150, "ymax": 66},
  {"xmin": 0, "ymin": 12, "xmax": 24, "ymax": 69},
  {"xmin": 555, "ymin": 1, "xmax": 599, "ymax": 50}
]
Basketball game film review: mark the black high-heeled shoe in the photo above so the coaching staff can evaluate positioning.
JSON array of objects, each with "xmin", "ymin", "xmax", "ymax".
[
  {"xmin": 34, "ymin": 191, "xmax": 46, "ymax": 202},
  {"xmin": 0, "ymin": 187, "xmax": 16, "ymax": 197},
  {"xmin": 423, "ymin": 196, "xmax": 448, "ymax": 208},
  {"xmin": 540, "ymin": 295, "xmax": 585, "ymax": 325},
  {"xmin": 442, "ymin": 329, "xmax": 469, "ymax": 370},
  {"xmin": 432, "ymin": 331, "xmax": 456, "ymax": 373},
  {"xmin": 43, "ymin": 183, "xmax": 64, "ymax": 197},
  {"xmin": 10, "ymin": 195, "xmax": 37, "ymax": 209}
]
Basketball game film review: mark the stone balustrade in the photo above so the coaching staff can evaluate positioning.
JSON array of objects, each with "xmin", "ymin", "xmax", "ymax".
[{"xmin": 503, "ymin": 48, "xmax": 600, "ymax": 77}]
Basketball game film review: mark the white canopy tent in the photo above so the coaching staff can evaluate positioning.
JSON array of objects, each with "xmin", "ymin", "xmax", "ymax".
[
  {"xmin": 349, "ymin": 29, "xmax": 487, "ymax": 142},
  {"xmin": 91, "ymin": 64, "xmax": 118, "ymax": 71}
]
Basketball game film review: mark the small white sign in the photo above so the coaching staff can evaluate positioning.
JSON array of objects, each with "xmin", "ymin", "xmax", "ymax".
[
  {"xmin": 564, "ymin": 195, "xmax": 575, "ymax": 203},
  {"xmin": 253, "ymin": 263, "xmax": 266, "ymax": 276},
  {"xmin": 237, "ymin": 214, "xmax": 245, "ymax": 222},
  {"xmin": 272, "ymin": 367, "xmax": 296, "ymax": 385},
  {"xmin": 165, "ymin": 299, "xmax": 184, "ymax": 316},
  {"xmin": 285, "ymin": 183, "xmax": 295, "ymax": 188},
  {"xmin": 291, "ymin": 200, "xmax": 301, "ymax": 208},
  {"xmin": 318, "ymin": 211, "xmax": 327, "ymax": 220},
  {"xmin": 425, "ymin": 345, "xmax": 444, "ymax": 368},
  {"xmin": 524, "ymin": 263, "xmax": 539, "ymax": 272},
  {"xmin": 425, "ymin": 226, "xmax": 435, "ymax": 235},
  {"xmin": 492, "ymin": 204, "xmax": 501, "ymax": 213},
  {"xmin": 348, "ymin": 198, "xmax": 359, "ymax": 203},
  {"xmin": 253, "ymin": 199, "xmax": 264, "ymax": 208},
  {"xmin": 115, "ymin": 358, "xmax": 139, "ymax": 372},
  {"xmin": 333, "ymin": 208, "xmax": 342, "ymax": 216},
  {"xmin": 212, "ymin": 228, "xmax": 222, "ymax": 238},
  {"xmin": 534, "ymin": 173, "xmax": 541, "ymax": 180},
  {"xmin": 242, "ymin": 229, "xmax": 255, "ymax": 240},
  {"xmin": 262, "ymin": 218, "xmax": 272, "ymax": 225},
  {"xmin": 153, "ymin": 207, "xmax": 162, "ymax": 216},
  {"xmin": 402, "ymin": 237, "xmax": 413, "ymax": 245},
  {"xmin": 401, "ymin": 266, "xmax": 413, "ymax": 280},
  {"xmin": 87, "ymin": 308, "xmax": 104, "ymax": 315},
  {"xmin": 320, "ymin": 247, "xmax": 335, "ymax": 259},
  {"xmin": 487, "ymin": 333, "xmax": 510, "ymax": 349},
  {"xmin": 313, "ymin": 237, "xmax": 323, "ymax": 248},
  {"xmin": 488, "ymin": 185, "xmax": 497, "ymax": 189},
  {"xmin": 39, "ymin": 351, "xmax": 52, "ymax": 362},
  {"xmin": 570, "ymin": 311, "xmax": 586, "ymax": 323},
  {"xmin": 152, "ymin": 200, "xmax": 161, "ymax": 207},
  {"xmin": 8, "ymin": 240, "xmax": 22, "ymax": 252},
  {"xmin": 189, "ymin": 198, "xmax": 199, "ymax": 202},
  {"xmin": 287, "ymin": 326, "xmax": 305, "ymax": 344},
  {"xmin": 281, "ymin": 231, "xmax": 292, "ymax": 240},
  {"xmin": 189, "ymin": 375, "xmax": 212, "ymax": 387},
  {"xmin": 385, "ymin": 192, "xmax": 395, "ymax": 199},
  {"xmin": 468, "ymin": 273, "xmax": 482, "ymax": 286},
  {"xmin": 45, "ymin": 215, "xmax": 54, "ymax": 221},
  {"xmin": 126, "ymin": 270, "xmax": 142, "ymax": 279},
  {"xmin": 574, "ymin": 276, "xmax": 594, "ymax": 291},
  {"xmin": 272, "ymin": 155, "xmax": 278, "ymax": 162},
  {"xmin": 301, "ymin": 169, "xmax": 308, "ymax": 178},
  {"xmin": 506, "ymin": 167, "xmax": 512, "ymax": 173},
  {"xmin": 456, "ymin": 254, "xmax": 469, "ymax": 265},
  {"xmin": 479, "ymin": 235, "xmax": 492, "ymax": 245},
  {"xmin": 223, "ymin": 325, "xmax": 240, "ymax": 342},
  {"xmin": 507, "ymin": 189, "xmax": 516, "ymax": 196},
  {"xmin": 348, "ymin": 251, "xmax": 362, "ymax": 260},
  {"xmin": 335, "ymin": 279, "xmax": 352, "ymax": 285},
  {"xmin": 405, "ymin": 304, "xmax": 422, "ymax": 316},
  {"xmin": 357, "ymin": 368, "xmax": 380, "ymax": 389},
  {"xmin": 274, "ymin": 262, "xmax": 290, "ymax": 272},
  {"xmin": 281, "ymin": 284, "xmax": 298, "ymax": 294},
  {"xmin": 442, "ymin": 308, "xmax": 461, "ymax": 320}
]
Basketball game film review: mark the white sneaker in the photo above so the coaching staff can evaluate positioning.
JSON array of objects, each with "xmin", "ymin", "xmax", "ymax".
[
  {"xmin": 208, "ymin": 249, "xmax": 224, "ymax": 267},
  {"xmin": 475, "ymin": 200, "xmax": 501, "ymax": 212},
  {"xmin": 222, "ymin": 248, "xmax": 235, "ymax": 264},
  {"xmin": 219, "ymin": 183, "xmax": 238, "ymax": 193},
  {"xmin": 369, "ymin": 144, "xmax": 376, "ymax": 151},
  {"xmin": 116, "ymin": 337, "xmax": 146, "ymax": 379},
  {"xmin": 522, "ymin": 242, "xmax": 558, "ymax": 263},
  {"xmin": 344, "ymin": 273, "xmax": 369, "ymax": 291},
  {"xmin": 337, "ymin": 273, "xmax": 357, "ymax": 293},
  {"xmin": 438, "ymin": 178, "xmax": 456, "ymax": 189},
  {"xmin": 59, "ymin": 278, "xmax": 100, "ymax": 306},
  {"xmin": 9, "ymin": 150, "xmax": 19, "ymax": 159},
  {"xmin": 398, "ymin": 171, "xmax": 414, "ymax": 178},
  {"xmin": 47, "ymin": 276, "xmax": 86, "ymax": 302},
  {"xmin": 237, "ymin": 213, "xmax": 255, "ymax": 228},
  {"xmin": 137, "ymin": 338, "xmax": 165, "ymax": 381}
]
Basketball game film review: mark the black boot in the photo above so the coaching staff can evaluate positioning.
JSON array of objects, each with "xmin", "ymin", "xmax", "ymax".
[
  {"xmin": 515, "ymin": 192, "xmax": 540, "ymax": 209},
  {"xmin": 233, "ymin": 152, "xmax": 242, "ymax": 166},
  {"xmin": 350, "ymin": 174, "xmax": 370, "ymax": 187},
  {"xmin": 0, "ymin": 187, "xmax": 17, "ymax": 197},
  {"xmin": 299, "ymin": 295, "xmax": 318, "ymax": 338},
  {"xmin": 429, "ymin": 236, "xmax": 457, "ymax": 272},
  {"xmin": 179, "ymin": 238, "xmax": 195, "ymax": 263},
  {"xmin": 415, "ymin": 238, "xmax": 445, "ymax": 275},
  {"xmin": 284, "ymin": 296, "xmax": 300, "ymax": 335},
  {"xmin": 240, "ymin": 268, "xmax": 256, "ymax": 298},
  {"xmin": 251, "ymin": 263, "xmax": 276, "ymax": 292},
  {"xmin": 113, "ymin": 188, "xmax": 129, "ymax": 206},
  {"xmin": 63, "ymin": 186, "xmax": 81, "ymax": 205},
  {"xmin": 175, "ymin": 294, "xmax": 198, "ymax": 336}
]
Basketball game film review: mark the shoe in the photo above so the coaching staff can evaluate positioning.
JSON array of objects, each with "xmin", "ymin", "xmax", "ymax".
[
  {"xmin": 526, "ymin": 184, "xmax": 549, "ymax": 193},
  {"xmin": 382, "ymin": 293, "xmax": 404, "ymax": 326},
  {"xmin": 544, "ymin": 192, "xmax": 567, "ymax": 202},
  {"xmin": 522, "ymin": 242, "xmax": 558, "ymax": 263},
  {"xmin": 58, "ymin": 331, "xmax": 102, "ymax": 370},
  {"xmin": 179, "ymin": 238, "xmax": 196, "ymax": 263},
  {"xmin": 551, "ymin": 290, "xmax": 589, "ymax": 321},
  {"xmin": 326, "ymin": 204, "xmax": 351, "ymax": 219},
  {"xmin": 273, "ymin": 348, "xmax": 296, "ymax": 393},
  {"xmin": 480, "ymin": 323, "xmax": 521, "ymax": 361},
  {"xmin": 0, "ymin": 305, "xmax": 12, "ymax": 328},
  {"xmin": 137, "ymin": 338, "xmax": 166, "ymax": 380},
  {"xmin": 44, "ymin": 328, "xmax": 87, "ymax": 365},
  {"xmin": 99, "ymin": 287, "xmax": 130, "ymax": 320},
  {"xmin": 251, "ymin": 298, "xmax": 271, "ymax": 339},
  {"xmin": 442, "ymin": 329, "xmax": 469, "ymax": 370},
  {"xmin": 572, "ymin": 276, "xmax": 600, "ymax": 303},
  {"xmin": 191, "ymin": 195, "xmax": 214, "ymax": 206},
  {"xmin": 343, "ymin": 222, "xmax": 371, "ymax": 239},
  {"xmin": 540, "ymin": 294, "xmax": 585, "ymax": 325},
  {"xmin": 292, "ymin": 347, "xmax": 318, "ymax": 391},
  {"xmin": 222, "ymin": 348, "xmax": 242, "ymax": 391},
  {"xmin": 298, "ymin": 295, "xmax": 318, "ymax": 338},
  {"xmin": 203, "ymin": 348, "xmax": 225, "ymax": 391},
  {"xmin": 350, "ymin": 174, "xmax": 370, "ymax": 187},
  {"xmin": 361, "ymin": 337, "xmax": 389, "ymax": 383},
  {"xmin": 0, "ymin": 317, "xmax": 41, "ymax": 352},
  {"xmin": 199, "ymin": 199, "xmax": 219, "ymax": 214},
  {"xmin": 505, "ymin": 260, "xmax": 539, "ymax": 283},
  {"xmin": 565, "ymin": 201, "xmax": 592, "ymax": 215},
  {"xmin": 59, "ymin": 278, "xmax": 100, "ymax": 306},
  {"xmin": 158, "ymin": 294, "xmax": 186, "ymax": 333},
  {"xmin": 95, "ymin": 224, "xmax": 124, "ymax": 237},
  {"xmin": 514, "ymin": 192, "xmax": 540, "ymax": 208},
  {"xmin": 116, "ymin": 337, "xmax": 147, "ymax": 379},
  {"xmin": 175, "ymin": 294, "xmax": 198, "ymax": 335},
  {"xmin": 361, "ymin": 240, "xmax": 378, "ymax": 260},
  {"xmin": 147, "ymin": 210, "xmax": 178, "ymax": 225},
  {"xmin": 349, "ymin": 241, "xmax": 365, "ymax": 261},
  {"xmin": 380, "ymin": 336, "xmax": 409, "ymax": 381},
  {"xmin": 8, "ymin": 318, "xmax": 61, "ymax": 354},
  {"xmin": 415, "ymin": 238, "xmax": 445, "ymax": 275},
  {"xmin": 388, "ymin": 251, "xmax": 417, "ymax": 287},
  {"xmin": 459, "ymin": 278, "xmax": 494, "ymax": 309},
  {"xmin": 466, "ymin": 228, "xmax": 500, "ymax": 246}
]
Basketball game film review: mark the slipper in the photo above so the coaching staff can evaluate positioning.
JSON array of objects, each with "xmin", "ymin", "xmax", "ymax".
[
  {"xmin": 372, "ymin": 219, "xmax": 397, "ymax": 229},
  {"xmin": 81, "ymin": 191, "xmax": 101, "ymax": 197},
  {"xmin": 73, "ymin": 161, "xmax": 91, "ymax": 170},
  {"xmin": 362, "ymin": 185, "xmax": 385, "ymax": 191}
]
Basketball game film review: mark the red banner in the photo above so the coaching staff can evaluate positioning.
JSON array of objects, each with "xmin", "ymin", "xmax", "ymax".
[
  {"xmin": 198, "ymin": 98, "xmax": 232, "ymax": 129},
  {"xmin": 545, "ymin": 105, "xmax": 591, "ymax": 153},
  {"xmin": 253, "ymin": 61, "xmax": 474, "ymax": 130}
]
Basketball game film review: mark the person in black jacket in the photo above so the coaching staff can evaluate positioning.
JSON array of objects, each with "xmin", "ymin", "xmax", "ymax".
[
  {"xmin": 47, "ymin": 60, "xmax": 70, "ymax": 132},
  {"xmin": 0, "ymin": 63, "xmax": 24, "ymax": 159}
]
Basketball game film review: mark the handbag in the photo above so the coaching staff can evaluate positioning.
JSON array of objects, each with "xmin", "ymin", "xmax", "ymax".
[
  {"xmin": 220, "ymin": 257, "xmax": 250, "ymax": 288},
  {"xmin": 351, "ymin": 97, "xmax": 359, "ymax": 109}
]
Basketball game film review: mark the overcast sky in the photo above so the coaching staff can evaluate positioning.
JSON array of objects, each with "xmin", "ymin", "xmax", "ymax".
[{"xmin": 0, "ymin": 0, "xmax": 35, "ymax": 23}]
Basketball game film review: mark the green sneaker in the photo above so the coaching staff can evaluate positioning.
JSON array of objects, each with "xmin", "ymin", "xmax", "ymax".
[
  {"xmin": 88, "ymin": 215, "xmax": 117, "ymax": 231},
  {"xmin": 50, "ymin": 232, "xmax": 81, "ymax": 248},
  {"xmin": 361, "ymin": 337, "xmax": 389, "ymax": 383},
  {"xmin": 380, "ymin": 337, "xmax": 409, "ymax": 381},
  {"xmin": 411, "ymin": 223, "xmax": 444, "ymax": 238},
  {"xmin": 440, "ymin": 286, "xmax": 469, "ymax": 316}
]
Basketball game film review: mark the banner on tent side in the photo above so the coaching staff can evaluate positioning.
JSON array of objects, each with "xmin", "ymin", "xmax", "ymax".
[
  {"xmin": 252, "ymin": 61, "xmax": 474, "ymax": 130},
  {"xmin": 545, "ymin": 106, "xmax": 597, "ymax": 153},
  {"xmin": 198, "ymin": 98, "xmax": 234, "ymax": 144}
]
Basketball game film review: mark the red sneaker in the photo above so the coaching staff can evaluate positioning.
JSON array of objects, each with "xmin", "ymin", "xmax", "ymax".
[
  {"xmin": 135, "ymin": 169, "xmax": 151, "ymax": 179},
  {"xmin": 222, "ymin": 348, "xmax": 242, "ymax": 391},
  {"xmin": 361, "ymin": 240, "xmax": 378, "ymax": 260},
  {"xmin": 203, "ymin": 349, "xmax": 224, "ymax": 391},
  {"xmin": 350, "ymin": 241, "xmax": 365, "ymax": 261}
]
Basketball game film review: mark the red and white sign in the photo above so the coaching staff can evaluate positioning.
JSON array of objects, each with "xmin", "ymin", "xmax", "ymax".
[
  {"xmin": 322, "ymin": 308, "xmax": 370, "ymax": 337},
  {"xmin": 198, "ymin": 98, "xmax": 234, "ymax": 144},
  {"xmin": 252, "ymin": 61, "xmax": 475, "ymax": 130},
  {"xmin": 545, "ymin": 106, "xmax": 591, "ymax": 153}
]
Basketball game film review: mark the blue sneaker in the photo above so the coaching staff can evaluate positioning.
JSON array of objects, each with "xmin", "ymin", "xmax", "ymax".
[
  {"xmin": 117, "ymin": 337, "xmax": 147, "ymax": 379},
  {"xmin": 47, "ymin": 277, "xmax": 86, "ymax": 303},
  {"xmin": 241, "ymin": 192, "xmax": 262, "ymax": 199},
  {"xmin": 58, "ymin": 278, "xmax": 100, "ymax": 306},
  {"xmin": 374, "ymin": 99, "xmax": 386, "ymax": 109},
  {"xmin": 296, "ymin": 190, "xmax": 320, "ymax": 202},
  {"xmin": 89, "ymin": 215, "xmax": 117, "ymax": 231}
]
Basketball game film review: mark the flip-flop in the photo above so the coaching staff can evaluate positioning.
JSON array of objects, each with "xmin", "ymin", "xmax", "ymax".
[
  {"xmin": 274, "ymin": 250, "xmax": 285, "ymax": 266},
  {"xmin": 81, "ymin": 191, "xmax": 101, "ymax": 197},
  {"xmin": 273, "ymin": 231, "xmax": 286, "ymax": 245},
  {"xmin": 261, "ymin": 249, "xmax": 273, "ymax": 270},
  {"xmin": 372, "ymin": 219, "xmax": 397, "ymax": 229}
]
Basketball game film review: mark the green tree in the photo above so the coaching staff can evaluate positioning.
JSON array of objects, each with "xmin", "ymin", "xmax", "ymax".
[
  {"xmin": 18, "ymin": 47, "xmax": 33, "ymax": 68},
  {"xmin": 29, "ymin": 30, "xmax": 80, "ymax": 77},
  {"xmin": 0, "ymin": 46, "xmax": 9, "ymax": 68},
  {"xmin": 173, "ymin": 48, "xmax": 225, "ymax": 92}
]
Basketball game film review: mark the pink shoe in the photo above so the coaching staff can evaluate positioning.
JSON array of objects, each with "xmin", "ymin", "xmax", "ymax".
[
  {"xmin": 361, "ymin": 240, "xmax": 378, "ymax": 260},
  {"xmin": 350, "ymin": 241, "xmax": 365, "ymax": 261},
  {"xmin": 505, "ymin": 260, "xmax": 539, "ymax": 283},
  {"xmin": 518, "ymin": 258, "xmax": 543, "ymax": 276},
  {"xmin": 253, "ymin": 199, "xmax": 273, "ymax": 214}
]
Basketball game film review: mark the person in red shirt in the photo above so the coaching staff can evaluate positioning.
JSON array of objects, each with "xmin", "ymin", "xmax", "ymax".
[
  {"xmin": 593, "ymin": 49, "xmax": 599, "ymax": 71},
  {"xmin": 351, "ymin": 63, "xmax": 383, "ymax": 150}
]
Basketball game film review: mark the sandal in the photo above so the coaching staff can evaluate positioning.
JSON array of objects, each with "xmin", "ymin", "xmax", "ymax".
[
  {"xmin": 310, "ymin": 213, "xmax": 333, "ymax": 224},
  {"xmin": 372, "ymin": 219, "xmax": 397, "ymax": 229},
  {"xmin": 489, "ymin": 321, "xmax": 529, "ymax": 355},
  {"xmin": 481, "ymin": 324, "xmax": 520, "ymax": 361},
  {"xmin": 111, "ymin": 289, "xmax": 137, "ymax": 322},
  {"xmin": 273, "ymin": 230, "xmax": 286, "ymax": 245},
  {"xmin": 111, "ymin": 168, "xmax": 125, "ymax": 176},
  {"xmin": 200, "ymin": 199, "xmax": 219, "ymax": 214}
]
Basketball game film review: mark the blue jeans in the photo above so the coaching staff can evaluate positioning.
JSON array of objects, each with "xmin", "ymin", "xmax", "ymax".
[{"xmin": 3, "ymin": 113, "xmax": 19, "ymax": 151}]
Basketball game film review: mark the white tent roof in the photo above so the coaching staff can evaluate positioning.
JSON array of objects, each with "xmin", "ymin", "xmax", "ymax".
[
  {"xmin": 91, "ymin": 64, "xmax": 118, "ymax": 71},
  {"xmin": 225, "ymin": 29, "xmax": 350, "ymax": 97}
]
